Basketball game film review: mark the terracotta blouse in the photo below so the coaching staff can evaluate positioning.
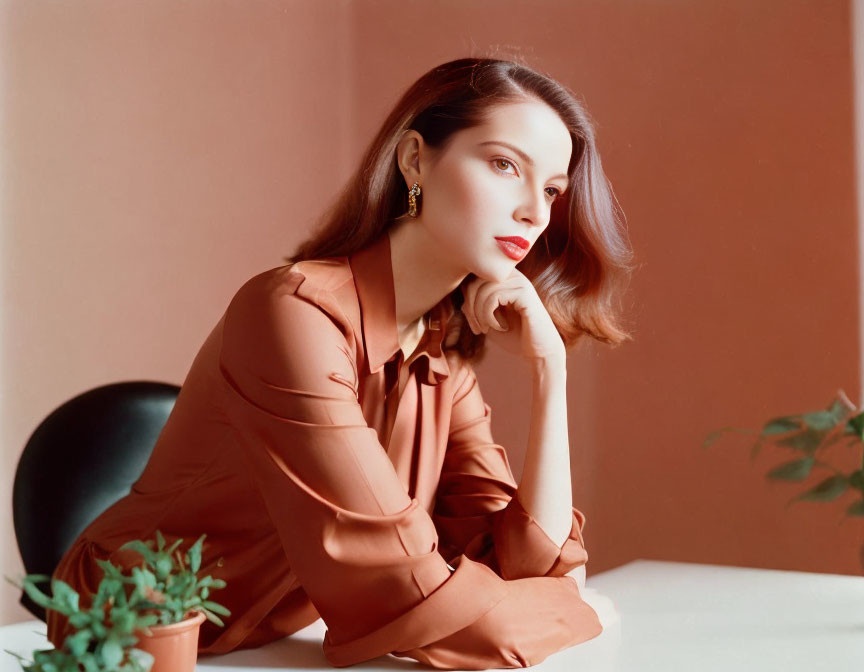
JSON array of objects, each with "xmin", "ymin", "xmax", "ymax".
[{"xmin": 45, "ymin": 231, "xmax": 603, "ymax": 668}]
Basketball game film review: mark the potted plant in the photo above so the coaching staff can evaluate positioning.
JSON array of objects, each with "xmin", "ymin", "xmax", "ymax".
[
  {"xmin": 704, "ymin": 389, "xmax": 864, "ymax": 572},
  {"xmin": 4, "ymin": 567, "xmax": 158, "ymax": 671},
  {"xmin": 111, "ymin": 531, "xmax": 231, "ymax": 672},
  {"xmin": 4, "ymin": 531, "xmax": 230, "ymax": 672}
]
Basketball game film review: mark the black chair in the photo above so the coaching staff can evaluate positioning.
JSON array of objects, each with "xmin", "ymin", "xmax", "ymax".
[{"xmin": 11, "ymin": 380, "xmax": 180, "ymax": 621}]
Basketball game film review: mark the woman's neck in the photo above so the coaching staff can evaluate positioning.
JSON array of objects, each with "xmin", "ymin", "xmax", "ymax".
[{"xmin": 387, "ymin": 217, "xmax": 466, "ymax": 333}]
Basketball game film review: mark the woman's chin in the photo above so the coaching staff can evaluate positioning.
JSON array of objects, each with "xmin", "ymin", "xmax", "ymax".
[{"xmin": 467, "ymin": 258, "xmax": 515, "ymax": 283}]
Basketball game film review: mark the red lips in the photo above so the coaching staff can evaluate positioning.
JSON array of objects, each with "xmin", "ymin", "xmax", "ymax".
[{"xmin": 494, "ymin": 236, "xmax": 529, "ymax": 249}]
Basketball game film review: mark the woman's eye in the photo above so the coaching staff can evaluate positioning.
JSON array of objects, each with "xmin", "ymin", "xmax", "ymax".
[
  {"xmin": 493, "ymin": 158, "xmax": 561, "ymax": 201},
  {"xmin": 492, "ymin": 158, "xmax": 515, "ymax": 174}
]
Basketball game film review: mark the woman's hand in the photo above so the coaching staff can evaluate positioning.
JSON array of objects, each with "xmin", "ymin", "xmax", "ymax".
[{"xmin": 460, "ymin": 269, "xmax": 565, "ymax": 361}]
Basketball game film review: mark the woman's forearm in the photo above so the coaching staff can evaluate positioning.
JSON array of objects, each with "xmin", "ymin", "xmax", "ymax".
[{"xmin": 516, "ymin": 355, "xmax": 573, "ymax": 549}]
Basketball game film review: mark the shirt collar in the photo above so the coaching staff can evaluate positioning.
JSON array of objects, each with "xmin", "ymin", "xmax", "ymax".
[{"xmin": 348, "ymin": 231, "xmax": 455, "ymax": 385}]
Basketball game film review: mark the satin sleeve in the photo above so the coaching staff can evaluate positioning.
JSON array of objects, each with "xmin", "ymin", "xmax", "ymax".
[
  {"xmin": 217, "ymin": 276, "xmax": 601, "ymax": 669},
  {"xmin": 433, "ymin": 359, "xmax": 590, "ymax": 580}
]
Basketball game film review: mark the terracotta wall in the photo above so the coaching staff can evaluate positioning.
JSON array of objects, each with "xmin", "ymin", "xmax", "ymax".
[{"xmin": 2, "ymin": 0, "xmax": 861, "ymax": 626}]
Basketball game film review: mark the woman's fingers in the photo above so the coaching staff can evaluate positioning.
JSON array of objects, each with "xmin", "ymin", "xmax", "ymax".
[
  {"xmin": 461, "ymin": 276, "xmax": 518, "ymax": 334},
  {"xmin": 472, "ymin": 281, "xmax": 500, "ymax": 334},
  {"xmin": 479, "ymin": 288, "xmax": 514, "ymax": 331}
]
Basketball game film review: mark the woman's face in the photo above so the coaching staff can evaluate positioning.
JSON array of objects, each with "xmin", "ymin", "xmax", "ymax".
[{"xmin": 413, "ymin": 99, "xmax": 572, "ymax": 283}]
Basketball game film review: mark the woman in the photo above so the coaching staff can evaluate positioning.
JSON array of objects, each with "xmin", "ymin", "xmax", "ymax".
[{"xmin": 46, "ymin": 57, "xmax": 632, "ymax": 669}]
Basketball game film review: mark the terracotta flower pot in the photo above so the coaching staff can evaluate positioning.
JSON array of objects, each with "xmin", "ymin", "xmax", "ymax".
[{"xmin": 132, "ymin": 610, "xmax": 207, "ymax": 672}]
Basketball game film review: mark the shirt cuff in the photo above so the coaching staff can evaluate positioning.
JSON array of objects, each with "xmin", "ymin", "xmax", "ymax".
[
  {"xmin": 491, "ymin": 494, "xmax": 589, "ymax": 580},
  {"xmin": 321, "ymin": 554, "xmax": 507, "ymax": 667}
]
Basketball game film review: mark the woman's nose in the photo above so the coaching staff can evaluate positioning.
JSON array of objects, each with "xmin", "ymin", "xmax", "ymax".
[{"xmin": 515, "ymin": 188, "xmax": 548, "ymax": 228}]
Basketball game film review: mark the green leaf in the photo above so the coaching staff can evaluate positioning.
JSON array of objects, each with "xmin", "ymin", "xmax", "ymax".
[
  {"xmin": 155, "ymin": 529, "xmax": 166, "ymax": 551},
  {"xmin": 849, "ymin": 469, "xmax": 864, "ymax": 491},
  {"xmin": 847, "ymin": 410, "xmax": 864, "ymax": 438},
  {"xmin": 4, "ymin": 572, "xmax": 50, "ymax": 589},
  {"xmin": 100, "ymin": 634, "xmax": 124, "ymax": 670},
  {"xmin": 81, "ymin": 653, "xmax": 100, "ymax": 672},
  {"xmin": 65, "ymin": 628, "xmax": 93, "ymax": 656},
  {"xmin": 127, "ymin": 648, "xmax": 154, "ymax": 672},
  {"xmin": 762, "ymin": 416, "xmax": 801, "ymax": 434},
  {"xmin": 702, "ymin": 426, "xmax": 732, "ymax": 448},
  {"xmin": 766, "ymin": 457, "xmax": 815, "ymax": 481},
  {"xmin": 137, "ymin": 612, "xmax": 160, "ymax": 628},
  {"xmin": 775, "ymin": 428, "xmax": 826, "ymax": 453},
  {"xmin": 202, "ymin": 600, "xmax": 231, "ymax": 616},
  {"xmin": 846, "ymin": 500, "xmax": 864, "ymax": 516},
  {"xmin": 95, "ymin": 558, "xmax": 117, "ymax": 575},
  {"xmin": 800, "ymin": 410, "xmax": 840, "ymax": 431},
  {"xmin": 188, "ymin": 535, "xmax": 205, "ymax": 574},
  {"xmin": 51, "ymin": 581, "xmax": 78, "ymax": 612},
  {"xmin": 155, "ymin": 554, "xmax": 173, "ymax": 580},
  {"xmin": 749, "ymin": 433, "xmax": 767, "ymax": 460},
  {"xmin": 19, "ymin": 579, "xmax": 54, "ymax": 610},
  {"xmin": 139, "ymin": 567, "xmax": 157, "ymax": 585},
  {"xmin": 827, "ymin": 398, "xmax": 852, "ymax": 421},
  {"xmin": 68, "ymin": 612, "xmax": 91, "ymax": 629},
  {"xmin": 793, "ymin": 475, "xmax": 849, "ymax": 502},
  {"xmin": 119, "ymin": 540, "xmax": 157, "ymax": 564},
  {"xmin": 171, "ymin": 573, "xmax": 193, "ymax": 596},
  {"xmin": 133, "ymin": 565, "xmax": 156, "ymax": 589},
  {"xmin": 200, "ymin": 607, "xmax": 225, "ymax": 628},
  {"xmin": 98, "ymin": 577, "xmax": 123, "ymax": 602},
  {"xmin": 113, "ymin": 608, "xmax": 137, "ymax": 634}
]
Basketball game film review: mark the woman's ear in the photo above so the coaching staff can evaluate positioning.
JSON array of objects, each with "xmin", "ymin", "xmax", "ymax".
[{"xmin": 395, "ymin": 130, "xmax": 423, "ymax": 185}]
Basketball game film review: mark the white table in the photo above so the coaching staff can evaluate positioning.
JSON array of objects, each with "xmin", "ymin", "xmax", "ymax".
[{"xmin": 2, "ymin": 560, "xmax": 862, "ymax": 671}]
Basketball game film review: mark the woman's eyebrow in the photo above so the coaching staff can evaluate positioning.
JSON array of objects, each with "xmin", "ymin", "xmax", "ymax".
[{"xmin": 478, "ymin": 140, "xmax": 570, "ymax": 186}]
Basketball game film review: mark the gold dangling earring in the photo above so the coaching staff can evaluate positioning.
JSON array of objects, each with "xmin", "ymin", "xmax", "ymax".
[{"xmin": 408, "ymin": 182, "xmax": 422, "ymax": 218}]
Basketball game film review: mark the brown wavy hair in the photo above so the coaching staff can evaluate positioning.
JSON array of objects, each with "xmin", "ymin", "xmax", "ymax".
[{"xmin": 282, "ymin": 56, "xmax": 634, "ymax": 364}]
